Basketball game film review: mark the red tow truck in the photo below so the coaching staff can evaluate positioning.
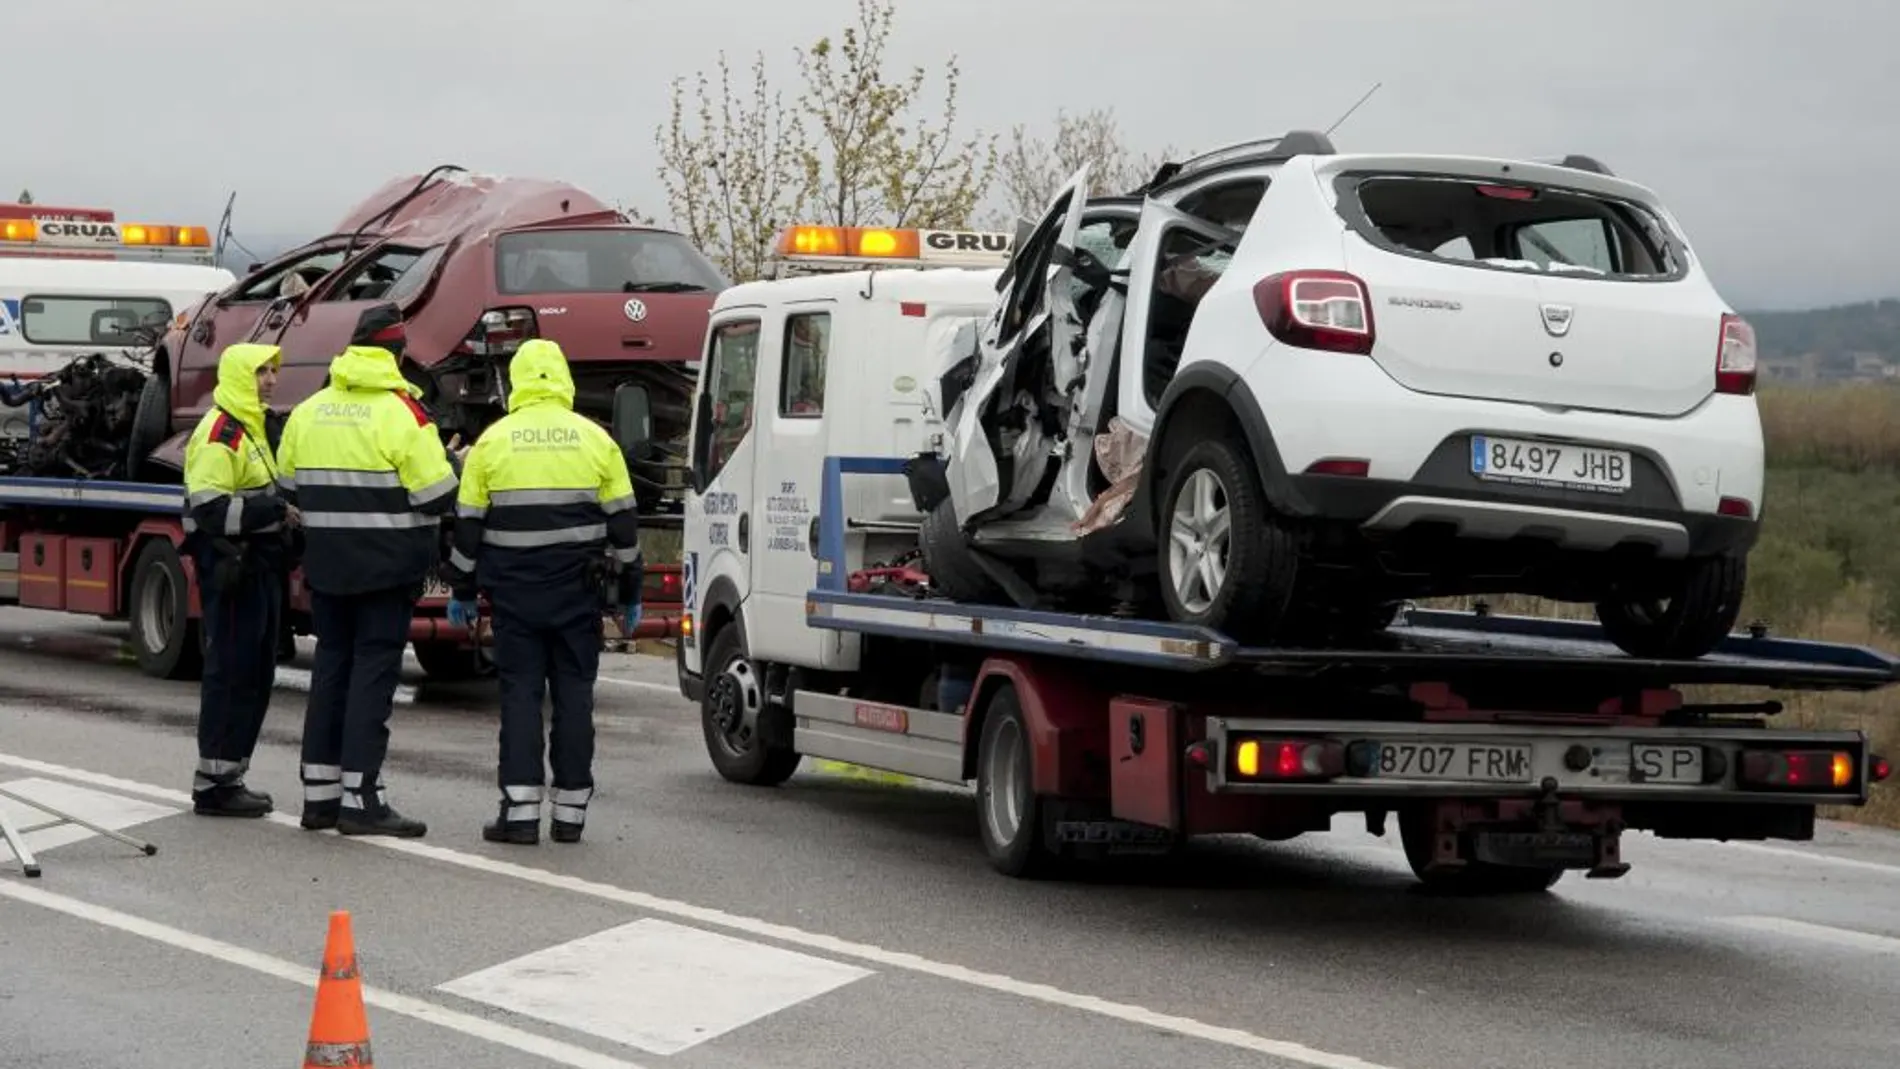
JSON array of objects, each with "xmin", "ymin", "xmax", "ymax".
[
  {"xmin": 685, "ymin": 454, "xmax": 1897, "ymax": 891},
  {"xmin": 0, "ymin": 181, "xmax": 694, "ymax": 681}
]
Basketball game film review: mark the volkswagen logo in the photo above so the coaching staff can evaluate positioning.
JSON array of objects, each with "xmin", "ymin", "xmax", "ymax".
[{"xmin": 624, "ymin": 298, "xmax": 648, "ymax": 323}]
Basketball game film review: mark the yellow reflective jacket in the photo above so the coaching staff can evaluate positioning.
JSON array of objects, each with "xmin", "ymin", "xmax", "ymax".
[
  {"xmin": 277, "ymin": 344, "xmax": 458, "ymax": 596},
  {"xmin": 182, "ymin": 342, "xmax": 287, "ymax": 548},
  {"xmin": 444, "ymin": 339, "xmax": 641, "ymax": 618}
]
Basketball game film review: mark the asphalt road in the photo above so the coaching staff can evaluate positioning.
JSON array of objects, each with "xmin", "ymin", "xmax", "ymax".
[{"xmin": 2, "ymin": 608, "xmax": 1899, "ymax": 1069}]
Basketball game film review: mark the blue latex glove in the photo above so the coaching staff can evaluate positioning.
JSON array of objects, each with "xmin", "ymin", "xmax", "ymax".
[
  {"xmin": 623, "ymin": 603, "xmax": 643, "ymax": 636},
  {"xmin": 447, "ymin": 598, "xmax": 479, "ymax": 629}
]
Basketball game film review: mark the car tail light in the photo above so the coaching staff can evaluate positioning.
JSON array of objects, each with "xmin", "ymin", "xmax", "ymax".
[
  {"xmin": 1475, "ymin": 184, "xmax": 1538, "ymax": 201},
  {"xmin": 1717, "ymin": 496, "xmax": 1754, "ymax": 519},
  {"xmin": 1738, "ymin": 748, "xmax": 1856, "ymax": 791},
  {"xmin": 1229, "ymin": 737, "xmax": 1345, "ymax": 781},
  {"xmin": 458, "ymin": 306, "xmax": 538, "ymax": 357},
  {"xmin": 1715, "ymin": 313, "xmax": 1757, "ymax": 396},
  {"xmin": 1253, "ymin": 271, "xmax": 1375, "ymax": 355}
]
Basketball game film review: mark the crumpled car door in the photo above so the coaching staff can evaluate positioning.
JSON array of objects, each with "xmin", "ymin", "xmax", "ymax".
[
  {"xmin": 943, "ymin": 165, "xmax": 1093, "ymax": 526},
  {"xmin": 1115, "ymin": 199, "xmax": 1243, "ymax": 438}
]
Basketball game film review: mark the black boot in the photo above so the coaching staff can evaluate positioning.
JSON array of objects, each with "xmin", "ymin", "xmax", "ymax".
[
  {"xmin": 300, "ymin": 801, "xmax": 340, "ymax": 830},
  {"xmin": 337, "ymin": 803, "xmax": 427, "ymax": 838},
  {"xmin": 193, "ymin": 783, "xmax": 273, "ymax": 818},
  {"xmin": 483, "ymin": 799, "xmax": 540, "ymax": 845},
  {"xmin": 550, "ymin": 818, "xmax": 583, "ymax": 844}
]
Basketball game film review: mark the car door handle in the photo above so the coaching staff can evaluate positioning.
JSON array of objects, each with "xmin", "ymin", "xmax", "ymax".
[{"xmin": 737, "ymin": 513, "xmax": 749, "ymax": 553}]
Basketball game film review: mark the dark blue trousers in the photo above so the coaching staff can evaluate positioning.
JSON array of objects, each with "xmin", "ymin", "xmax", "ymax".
[
  {"xmin": 490, "ymin": 584, "xmax": 601, "ymax": 827},
  {"xmin": 193, "ymin": 546, "xmax": 283, "ymax": 797},
  {"xmin": 298, "ymin": 585, "xmax": 414, "ymax": 818}
]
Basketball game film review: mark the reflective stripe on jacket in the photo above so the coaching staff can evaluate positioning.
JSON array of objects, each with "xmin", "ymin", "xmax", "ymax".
[
  {"xmin": 276, "ymin": 345, "xmax": 458, "ymax": 595},
  {"xmin": 182, "ymin": 343, "xmax": 287, "ymax": 548},
  {"xmin": 443, "ymin": 339, "xmax": 641, "ymax": 611}
]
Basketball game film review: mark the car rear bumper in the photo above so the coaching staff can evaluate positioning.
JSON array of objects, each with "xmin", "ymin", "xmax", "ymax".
[{"xmin": 1290, "ymin": 470, "xmax": 1759, "ymax": 560}]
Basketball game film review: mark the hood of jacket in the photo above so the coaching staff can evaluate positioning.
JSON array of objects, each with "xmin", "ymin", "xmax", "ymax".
[
  {"xmin": 327, "ymin": 345, "xmax": 422, "ymax": 396},
  {"xmin": 506, "ymin": 338, "xmax": 575, "ymax": 412},
  {"xmin": 212, "ymin": 342, "xmax": 282, "ymax": 441}
]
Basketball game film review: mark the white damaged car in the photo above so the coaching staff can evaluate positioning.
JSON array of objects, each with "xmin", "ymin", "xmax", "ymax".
[{"xmin": 906, "ymin": 131, "xmax": 1763, "ymax": 659}]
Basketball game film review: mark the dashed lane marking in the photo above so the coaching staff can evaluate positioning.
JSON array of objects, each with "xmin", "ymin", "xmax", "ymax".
[
  {"xmin": 1722, "ymin": 915, "xmax": 1900, "ymax": 955},
  {"xmin": 0, "ymin": 878, "xmax": 644, "ymax": 1069},
  {"xmin": 0, "ymin": 751, "xmax": 1401, "ymax": 1069}
]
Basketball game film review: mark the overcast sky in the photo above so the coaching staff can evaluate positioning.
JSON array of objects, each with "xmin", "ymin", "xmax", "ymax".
[{"xmin": 14, "ymin": 0, "xmax": 1896, "ymax": 310}]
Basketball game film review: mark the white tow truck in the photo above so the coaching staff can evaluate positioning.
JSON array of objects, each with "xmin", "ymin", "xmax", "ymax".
[{"xmin": 674, "ymin": 219, "xmax": 1896, "ymax": 893}]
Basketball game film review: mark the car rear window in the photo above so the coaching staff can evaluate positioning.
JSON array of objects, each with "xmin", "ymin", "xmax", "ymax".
[
  {"xmin": 496, "ymin": 228, "xmax": 730, "ymax": 295},
  {"xmin": 1336, "ymin": 174, "xmax": 1686, "ymax": 280}
]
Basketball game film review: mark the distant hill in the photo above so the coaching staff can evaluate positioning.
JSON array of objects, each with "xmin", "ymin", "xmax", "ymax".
[{"xmin": 1746, "ymin": 298, "xmax": 1900, "ymax": 384}]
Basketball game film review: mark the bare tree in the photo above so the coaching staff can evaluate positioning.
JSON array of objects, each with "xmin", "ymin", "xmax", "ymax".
[
  {"xmin": 988, "ymin": 108, "xmax": 1179, "ymax": 226},
  {"xmin": 654, "ymin": 0, "xmax": 997, "ymax": 282},
  {"xmin": 791, "ymin": 0, "xmax": 996, "ymax": 231},
  {"xmin": 654, "ymin": 51, "xmax": 811, "ymax": 283}
]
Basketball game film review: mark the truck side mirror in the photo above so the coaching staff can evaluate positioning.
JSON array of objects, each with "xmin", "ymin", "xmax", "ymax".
[{"xmin": 611, "ymin": 383, "xmax": 654, "ymax": 458}]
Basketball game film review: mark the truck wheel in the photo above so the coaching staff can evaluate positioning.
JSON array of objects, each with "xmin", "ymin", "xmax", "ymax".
[
  {"xmin": 701, "ymin": 622, "xmax": 801, "ymax": 786},
  {"xmin": 1594, "ymin": 554, "xmax": 1747, "ymax": 660},
  {"xmin": 412, "ymin": 639, "xmax": 485, "ymax": 681},
  {"xmin": 1155, "ymin": 436, "xmax": 1299, "ymax": 642},
  {"xmin": 1398, "ymin": 808, "xmax": 1563, "ymax": 895},
  {"xmin": 975, "ymin": 686, "xmax": 1067, "ymax": 878},
  {"xmin": 128, "ymin": 538, "xmax": 203, "ymax": 681},
  {"xmin": 919, "ymin": 498, "xmax": 1006, "ymax": 604}
]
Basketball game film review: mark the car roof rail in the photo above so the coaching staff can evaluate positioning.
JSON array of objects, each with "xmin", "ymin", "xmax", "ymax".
[{"xmin": 1134, "ymin": 129, "xmax": 1338, "ymax": 195}]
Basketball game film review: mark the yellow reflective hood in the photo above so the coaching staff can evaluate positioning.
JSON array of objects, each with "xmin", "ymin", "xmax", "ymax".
[
  {"xmin": 327, "ymin": 345, "xmax": 422, "ymax": 396},
  {"xmin": 507, "ymin": 338, "xmax": 575, "ymax": 412},
  {"xmin": 211, "ymin": 342, "xmax": 281, "ymax": 442}
]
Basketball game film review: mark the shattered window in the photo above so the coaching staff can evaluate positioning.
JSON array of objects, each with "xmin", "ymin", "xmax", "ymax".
[
  {"xmin": 18, "ymin": 295, "xmax": 171, "ymax": 346},
  {"xmin": 779, "ymin": 312, "xmax": 829, "ymax": 418}
]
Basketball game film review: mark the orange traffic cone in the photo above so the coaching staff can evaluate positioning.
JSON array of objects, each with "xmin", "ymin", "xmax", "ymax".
[{"xmin": 303, "ymin": 910, "xmax": 374, "ymax": 1068}]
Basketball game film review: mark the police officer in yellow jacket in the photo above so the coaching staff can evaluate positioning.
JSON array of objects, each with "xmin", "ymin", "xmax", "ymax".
[
  {"xmin": 441, "ymin": 338, "xmax": 642, "ymax": 845},
  {"xmin": 276, "ymin": 304, "xmax": 459, "ymax": 838},
  {"xmin": 182, "ymin": 342, "xmax": 295, "ymax": 817}
]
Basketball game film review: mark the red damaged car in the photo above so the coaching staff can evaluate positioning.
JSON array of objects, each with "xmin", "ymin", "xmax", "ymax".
[{"xmin": 133, "ymin": 164, "xmax": 726, "ymax": 518}]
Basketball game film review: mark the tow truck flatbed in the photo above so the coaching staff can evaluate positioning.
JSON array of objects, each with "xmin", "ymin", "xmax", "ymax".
[{"xmin": 805, "ymin": 457, "xmax": 1900, "ymax": 693}]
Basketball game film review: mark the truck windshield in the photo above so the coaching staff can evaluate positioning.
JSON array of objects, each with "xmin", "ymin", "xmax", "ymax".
[
  {"xmin": 495, "ymin": 229, "xmax": 730, "ymax": 295},
  {"xmin": 18, "ymin": 295, "xmax": 171, "ymax": 346}
]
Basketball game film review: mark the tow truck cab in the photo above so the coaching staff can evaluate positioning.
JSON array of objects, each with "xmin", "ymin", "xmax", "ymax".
[{"xmin": 678, "ymin": 224, "xmax": 1018, "ymax": 693}]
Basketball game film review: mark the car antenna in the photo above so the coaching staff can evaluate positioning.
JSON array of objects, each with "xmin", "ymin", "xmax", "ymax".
[{"xmin": 1324, "ymin": 81, "xmax": 1383, "ymax": 136}]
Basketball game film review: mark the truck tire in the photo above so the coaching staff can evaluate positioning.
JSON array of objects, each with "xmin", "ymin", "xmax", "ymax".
[
  {"xmin": 1155, "ymin": 436, "xmax": 1300, "ymax": 643},
  {"xmin": 700, "ymin": 622, "xmax": 801, "ymax": 786},
  {"xmin": 128, "ymin": 538, "xmax": 203, "ymax": 681},
  {"xmin": 1398, "ymin": 808, "xmax": 1563, "ymax": 895},
  {"xmin": 974, "ymin": 686, "xmax": 1067, "ymax": 878},
  {"xmin": 1594, "ymin": 554, "xmax": 1747, "ymax": 660},
  {"xmin": 919, "ymin": 498, "xmax": 1006, "ymax": 604}
]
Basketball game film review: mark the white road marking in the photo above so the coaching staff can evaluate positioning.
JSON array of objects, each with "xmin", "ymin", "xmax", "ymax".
[
  {"xmin": 0, "ymin": 878, "xmax": 645, "ymax": 1069},
  {"xmin": 1691, "ymin": 839, "xmax": 1900, "ymax": 879},
  {"xmin": 0, "ymin": 776, "xmax": 175, "ymax": 855},
  {"xmin": 596, "ymin": 676, "xmax": 679, "ymax": 697},
  {"xmin": 1722, "ymin": 915, "xmax": 1900, "ymax": 955},
  {"xmin": 441, "ymin": 917, "xmax": 873, "ymax": 1055},
  {"xmin": 0, "ymin": 751, "xmax": 1400, "ymax": 1069}
]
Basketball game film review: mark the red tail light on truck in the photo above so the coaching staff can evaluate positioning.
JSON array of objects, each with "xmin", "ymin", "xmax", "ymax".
[
  {"xmin": 1253, "ymin": 270, "xmax": 1376, "ymax": 355},
  {"xmin": 1737, "ymin": 748, "xmax": 1856, "ymax": 791},
  {"xmin": 1229, "ymin": 737, "xmax": 1346, "ymax": 781}
]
